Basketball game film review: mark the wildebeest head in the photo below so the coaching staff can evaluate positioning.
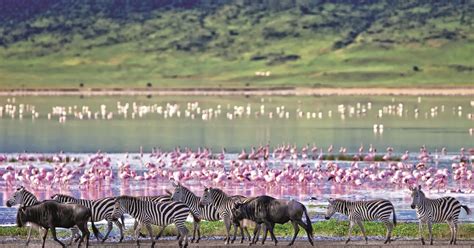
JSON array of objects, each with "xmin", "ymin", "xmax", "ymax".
[
  {"xmin": 16, "ymin": 206, "xmax": 27, "ymax": 227},
  {"xmin": 409, "ymin": 185, "xmax": 423, "ymax": 209},
  {"xmin": 324, "ymin": 198, "xmax": 337, "ymax": 220},
  {"xmin": 6, "ymin": 186, "xmax": 26, "ymax": 207},
  {"xmin": 231, "ymin": 202, "xmax": 246, "ymax": 222},
  {"xmin": 199, "ymin": 187, "xmax": 212, "ymax": 207}
]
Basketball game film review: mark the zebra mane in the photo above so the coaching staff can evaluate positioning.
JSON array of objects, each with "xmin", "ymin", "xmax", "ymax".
[
  {"xmin": 52, "ymin": 194, "xmax": 76, "ymax": 200},
  {"xmin": 179, "ymin": 184, "xmax": 197, "ymax": 197},
  {"xmin": 116, "ymin": 195, "xmax": 138, "ymax": 202},
  {"xmin": 209, "ymin": 187, "xmax": 229, "ymax": 198}
]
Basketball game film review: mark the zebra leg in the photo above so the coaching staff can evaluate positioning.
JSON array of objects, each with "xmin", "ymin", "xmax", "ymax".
[
  {"xmin": 145, "ymin": 223, "xmax": 155, "ymax": 248},
  {"xmin": 447, "ymin": 220, "xmax": 454, "ymax": 245},
  {"xmin": 176, "ymin": 224, "xmax": 189, "ymax": 248},
  {"xmin": 223, "ymin": 216, "xmax": 232, "ymax": 244},
  {"xmin": 427, "ymin": 220, "xmax": 433, "ymax": 245},
  {"xmin": 356, "ymin": 220, "xmax": 368, "ymax": 244},
  {"xmin": 113, "ymin": 219, "xmax": 124, "ymax": 243},
  {"xmin": 69, "ymin": 227, "xmax": 80, "ymax": 245},
  {"xmin": 191, "ymin": 219, "xmax": 200, "ymax": 243},
  {"xmin": 453, "ymin": 222, "xmax": 458, "ymax": 245},
  {"xmin": 345, "ymin": 221, "xmax": 354, "ymax": 244},
  {"xmin": 418, "ymin": 221, "xmax": 425, "ymax": 245},
  {"xmin": 196, "ymin": 221, "xmax": 201, "ymax": 243},
  {"xmin": 134, "ymin": 221, "xmax": 143, "ymax": 246},
  {"xmin": 383, "ymin": 220, "xmax": 394, "ymax": 244},
  {"xmin": 289, "ymin": 220, "xmax": 300, "ymax": 246},
  {"xmin": 100, "ymin": 221, "xmax": 113, "ymax": 243}
]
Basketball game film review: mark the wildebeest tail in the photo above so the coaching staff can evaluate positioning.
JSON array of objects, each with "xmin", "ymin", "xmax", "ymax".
[
  {"xmin": 303, "ymin": 205, "xmax": 313, "ymax": 235},
  {"xmin": 462, "ymin": 205, "xmax": 471, "ymax": 215}
]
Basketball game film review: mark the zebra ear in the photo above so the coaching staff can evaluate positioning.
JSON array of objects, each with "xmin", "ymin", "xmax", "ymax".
[
  {"xmin": 328, "ymin": 198, "xmax": 335, "ymax": 204},
  {"xmin": 171, "ymin": 180, "xmax": 178, "ymax": 187}
]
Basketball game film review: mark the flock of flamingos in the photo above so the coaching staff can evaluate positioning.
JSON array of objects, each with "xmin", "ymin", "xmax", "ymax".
[{"xmin": 0, "ymin": 144, "xmax": 473, "ymax": 194}]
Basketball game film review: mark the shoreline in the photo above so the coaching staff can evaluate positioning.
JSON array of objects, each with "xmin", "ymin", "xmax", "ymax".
[{"xmin": 0, "ymin": 87, "xmax": 474, "ymax": 96}]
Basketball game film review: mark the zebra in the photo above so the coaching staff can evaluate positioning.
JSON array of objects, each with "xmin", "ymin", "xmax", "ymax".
[
  {"xmin": 51, "ymin": 194, "xmax": 126, "ymax": 242},
  {"xmin": 113, "ymin": 195, "xmax": 190, "ymax": 248},
  {"xmin": 323, "ymin": 197, "xmax": 396, "ymax": 244},
  {"xmin": 410, "ymin": 185, "xmax": 471, "ymax": 245},
  {"xmin": 170, "ymin": 181, "xmax": 220, "ymax": 243},
  {"xmin": 6, "ymin": 186, "xmax": 49, "ymax": 245},
  {"xmin": 199, "ymin": 187, "xmax": 252, "ymax": 244},
  {"xmin": 135, "ymin": 194, "xmax": 173, "ymax": 240}
]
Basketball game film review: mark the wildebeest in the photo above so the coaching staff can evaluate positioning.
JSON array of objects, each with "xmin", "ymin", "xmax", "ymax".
[
  {"xmin": 232, "ymin": 195, "xmax": 314, "ymax": 246},
  {"xmin": 16, "ymin": 200, "xmax": 99, "ymax": 248}
]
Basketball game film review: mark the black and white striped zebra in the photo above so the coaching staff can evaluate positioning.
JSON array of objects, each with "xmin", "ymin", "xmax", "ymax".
[
  {"xmin": 199, "ymin": 187, "xmax": 251, "ymax": 245},
  {"xmin": 135, "ymin": 194, "xmax": 172, "ymax": 239},
  {"xmin": 410, "ymin": 185, "xmax": 471, "ymax": 245},
  {"xmin": 170, "ymin": 181, "xmax": 220, "ymax": 243},
  {"xmin": 113, "ymin": 195, "xmax": 190, "ymax": 248},
  {"xmin": 323, "ymin": 197, "xmax": 396, "ymax": 244},
  {"xmin": 51, "ymin": 194, "xmax": 126, "ymax": 242},
  {"xmin": 6, "ymin": 186, "xmax": 47, "ymax": 245}
]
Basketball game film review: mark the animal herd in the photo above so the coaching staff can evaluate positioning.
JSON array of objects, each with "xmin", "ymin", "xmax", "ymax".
[{"xmin": 6, "ymin": 184, "xmax": 472, "ymax": 248}]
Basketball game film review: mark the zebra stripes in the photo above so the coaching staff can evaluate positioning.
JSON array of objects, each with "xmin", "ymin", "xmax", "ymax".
[
  {"xmin": 324, "ymin": 197, "xmax": 396, "ymax": 244},
  {"xmin": 170, "ymin": 182, "xmax": 220, "ymax": 243},
  {"xmin": 410, "ymin": 185, "xmax": 472, "ymax": 245},
  {"xmin": 6, "ymin": 186, "xmax": 44, "ymax": 245},
  {"xmin": 51, "ymin": 194, "xmax": 125, "ymax": 242},
  {"xmin": 199, "ymin": 187, "xmax": 250, "ymax": 244},
  {"xmin": 113, "ymin": 195, "xmax": 190, "ymax": 248}
]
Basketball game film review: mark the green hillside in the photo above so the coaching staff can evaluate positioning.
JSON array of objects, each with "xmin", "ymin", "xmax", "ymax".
[{"xmin": 0, "ymin": 0, "xmax": 473, "ymax": 89}]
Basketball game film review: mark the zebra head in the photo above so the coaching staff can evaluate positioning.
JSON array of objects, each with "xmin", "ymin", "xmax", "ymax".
[
  {"xmin": 409, "ymin": 185, "xmax": 424, "ymax": 209},
  {"xmin": 6, "ymin": 186, "xmax": 26, "ymax": 207},
  {"xmin": 113, "ymin": 196, "xmax": 126, "ymax": 217},
  {"xmin": 170, "ymin": 181, "xmax": 184, "ymax": 202},
  {"xmin": 325, "ymin": 198, "xmax": 337, "ymax": 220},
  {"xmin": 199, "ymin": 187, "xmax": 213, "ymax": 207}
]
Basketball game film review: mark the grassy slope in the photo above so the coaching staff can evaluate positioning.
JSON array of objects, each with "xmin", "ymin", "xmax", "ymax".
[
  {"xmin": 2, "ymin": 220, "xmax": 474, "ymax": 239},
  {"xmin": 0, "ymin": 1, "xmax": 473, "ymax": 89}
]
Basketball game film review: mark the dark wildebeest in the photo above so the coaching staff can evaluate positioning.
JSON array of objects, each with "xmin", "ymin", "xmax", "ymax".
[
  {"xmin": 16, "ymin": 200, "xmax": 99, "ymax": 248},
  {"xmin": 232, "ymin": 195, "xmax": 314, "ymax": 246}
]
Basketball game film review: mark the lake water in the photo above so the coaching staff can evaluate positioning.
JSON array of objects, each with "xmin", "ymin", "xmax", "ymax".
[
  {"xmin": 0, "ymin": 95, "xmax": 473, "ymax": 153},
  {"xmin": 0, "ymin": 95, "xmax": 473, "ymax": 229}
]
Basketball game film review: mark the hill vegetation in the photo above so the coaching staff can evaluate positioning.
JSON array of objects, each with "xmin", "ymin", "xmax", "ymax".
[{"xmin": 0, "ymin": 0, "xmax": 473, "ymax": 89}]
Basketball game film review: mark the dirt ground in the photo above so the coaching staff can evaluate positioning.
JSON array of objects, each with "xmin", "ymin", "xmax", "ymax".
[{"xmin": 1, "ymin": 239, "xmax": 474, "ymax": 248}]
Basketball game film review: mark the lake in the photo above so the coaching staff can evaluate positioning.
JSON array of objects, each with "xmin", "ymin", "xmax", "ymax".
[{"xmin": 0, "ymin": 95, "xmax": 472, "ymax": 153}]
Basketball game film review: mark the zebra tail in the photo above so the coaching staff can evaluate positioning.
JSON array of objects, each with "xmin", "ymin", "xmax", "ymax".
[
  {"xmin": 90, "ymin": 217, "xmax": 101, "ymax": 240},
  {"xmin": 462, "ymin": 205, "xmax": 471, "ymax": 215},
  {"xmin": 392, "ymin": 205, "xmax": 397, "ymax": 227},
  {"xmin": 303, "ymin": 205, "xmax": 313, "ymax": 235}
]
